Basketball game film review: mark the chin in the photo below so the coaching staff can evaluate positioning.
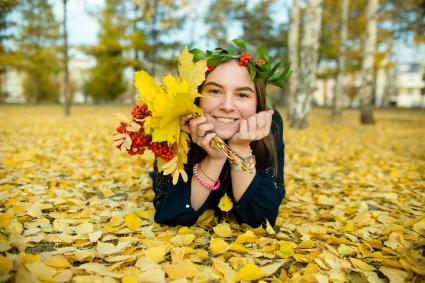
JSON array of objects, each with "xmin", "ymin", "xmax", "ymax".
[{"xmin": 214, "ymin": 128, "xmax": 237, "ymax": 140}]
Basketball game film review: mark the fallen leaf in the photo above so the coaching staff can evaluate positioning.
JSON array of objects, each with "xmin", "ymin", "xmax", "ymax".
[
  {"xmin": 235, "ymin": 230, "xmax": 257, "ymax": 244},
  {"xmin": 144, "ymin": 245, "xmax": 169, "ymax": 263},
  {"xmin": 213, "ymin": 223, "xmax": 232, "ymax": 237},
  {"xmin": 235, "ymin": 263, "xmax": 265, "ymax": 281},
  {"xmin": 45, "ymin": 255, "xmax": 71, "ymax": 268},
  {"xmin": 218, "ymin": 193, "xmax": 233, "ymax": 212},
  {"xmin": 125, "ymin": 214, "xmax": 142, "ymax": 230},
  {"xmin": 210, "ymin": 237, "xmax": 229, "ymax": 255}
]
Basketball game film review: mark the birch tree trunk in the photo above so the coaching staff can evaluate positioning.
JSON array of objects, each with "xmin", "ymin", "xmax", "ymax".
[
  {"xmin": 63, "ymin": 0, "xmax": 71, "ymax": 116},
  {"xmin": 287, "ymin": 0, "xmax": 300, "ymax": 124},
  {"xmin": 290, "ymin": 0, "xmax": 323, "ymax": 128},
  {"xmin": 332, "ymin": 0, "xmax": 349, "ymax": 119},
  {"xmin": 359, "ymin": 0, "xmax": 378, "ymax": 124}
]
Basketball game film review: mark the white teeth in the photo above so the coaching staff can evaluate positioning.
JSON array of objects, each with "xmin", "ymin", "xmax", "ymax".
[{"xmin": 216, "ymin": 117, "xmax": 235, "ymax": 123}]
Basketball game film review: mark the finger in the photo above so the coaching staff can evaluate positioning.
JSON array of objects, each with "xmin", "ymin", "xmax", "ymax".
[
  {"xmin": 201, "ymin": 132, "xmax": 216, "ymax": 149},
  {"xmin": 238, "ymin": 119, "xmax": 248, "ymax": 139},
  {"xmin": 189, "ymin": 116, "xmax": 208, "ymax": 136},
  {"xmin": 256, "ymin": 112, "xmax": 266, "ymax": 129},
  {"xmin": 180, "ymin": 114, "xmax": 193, "ymax": 133},
  {"xmin": 247, "ymin": 116, "xmax": 257, "ymax": 135},
  {"xmin": 263, "ymin": 111, "xmax": 273, "ymax": 136},
  {"xmin": 197, "ymin": 123, "xmax": 214, "ymax": 137}
]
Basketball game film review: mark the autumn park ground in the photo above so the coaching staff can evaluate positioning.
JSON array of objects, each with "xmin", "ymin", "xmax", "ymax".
[{"xmin": 0, "ymin": 105, "xmax": 424, "ymax": 283}]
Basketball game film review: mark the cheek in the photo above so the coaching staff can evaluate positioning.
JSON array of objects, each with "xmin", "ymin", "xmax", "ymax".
[
  {"xmin": 238, "ymin": 103, "xmax": 257, "ymax": 119},
  {"xmin": 200, "ymin": 97, "xmax": 218, "ymax": 113}
]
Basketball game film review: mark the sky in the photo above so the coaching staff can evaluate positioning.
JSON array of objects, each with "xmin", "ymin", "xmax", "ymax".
[
  {"xmin": 51, "ymin": 0, "xmax": 423, "ymax": 66},
  {"xmin": 53, "ymin": 0, "xmax": 102, "ymax": 46},
  {"xmin": 52, "ymin": 0, "xmax": 289, "ymax": 58}
]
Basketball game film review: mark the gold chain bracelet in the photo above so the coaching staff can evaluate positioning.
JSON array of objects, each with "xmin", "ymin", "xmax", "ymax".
[{"xmin": 191, "ymin": 113, "xmax": 253, "ymax": 173}]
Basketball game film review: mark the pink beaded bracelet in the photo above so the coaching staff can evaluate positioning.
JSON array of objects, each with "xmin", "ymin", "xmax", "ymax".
[{"xmin": 193, "ymin": 163, "xmax": 221, "ymax": 191}]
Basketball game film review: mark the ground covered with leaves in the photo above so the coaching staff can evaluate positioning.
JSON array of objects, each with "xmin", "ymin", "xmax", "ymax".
[{"xmin": 0, "ymin": 105, "xmax": 424, "ymax": 283}]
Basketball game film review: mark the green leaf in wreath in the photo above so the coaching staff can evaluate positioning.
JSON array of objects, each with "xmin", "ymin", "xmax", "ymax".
[
  {"xmin": 207, "ymin": 55, "xmax": 225, "ymax": 66},
  {"xmin": 247, "ymin": 62, "xmax": 256, "ymax": 80},
  {"xmin": 228, "ymin": 47, "xmax": 238, "ymax": 58},
  {"xmin": 232, "ymin": 38, "xmax": 247, "ymax": 49},
  {"xmin": 257, "ymin": 46, "xmax": 266, "ymax": 60}
]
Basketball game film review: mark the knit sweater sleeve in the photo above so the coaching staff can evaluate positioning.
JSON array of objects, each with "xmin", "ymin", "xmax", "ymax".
[{"xmin": 151, "ymin": 164, "xmax": 210, "ymax": 226}]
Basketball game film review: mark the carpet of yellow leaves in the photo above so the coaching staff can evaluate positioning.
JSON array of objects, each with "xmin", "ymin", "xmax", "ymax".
[{"xmin": 0, "ymin": 105, "xmax": 424, "ymax": 283}]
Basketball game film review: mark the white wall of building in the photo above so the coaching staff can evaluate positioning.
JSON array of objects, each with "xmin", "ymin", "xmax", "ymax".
[
  {"xmin": 2, "ymin": 68, "xmax": 25, "ymax": 103},
  {"xmin": 312, "ymin": 63, "xmax": 425, "ymax": 108}
]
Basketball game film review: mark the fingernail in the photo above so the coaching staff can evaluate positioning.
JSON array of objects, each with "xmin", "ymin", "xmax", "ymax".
[{"xmin": 186, "ymin": 114, "xmax": 193, "ymax": 118}]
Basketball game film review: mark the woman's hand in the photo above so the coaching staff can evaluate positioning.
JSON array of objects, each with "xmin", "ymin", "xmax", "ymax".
[
  {"xmin": 180, "ymin": 114, "xmax": 226, "ymax": 160},
  {"xmin": 229, "ymin": 110, "xmax": 274, "ymax": 150}
]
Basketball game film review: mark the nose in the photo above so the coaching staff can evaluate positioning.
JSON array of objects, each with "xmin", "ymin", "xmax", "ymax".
[{"xmin": 220, "ymin": 93, "xmax": 235, "ymax": 111}]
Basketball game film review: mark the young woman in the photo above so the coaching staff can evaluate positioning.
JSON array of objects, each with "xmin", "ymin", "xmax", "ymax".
[{"xmin": 151, "ymin": 51, "xmax": 285, "ymax": 228}]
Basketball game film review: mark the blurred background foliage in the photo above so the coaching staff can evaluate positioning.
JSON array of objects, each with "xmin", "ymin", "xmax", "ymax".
[{"xmin": 0, "ymin": 0, "xmax": 424, "ymax": 126}]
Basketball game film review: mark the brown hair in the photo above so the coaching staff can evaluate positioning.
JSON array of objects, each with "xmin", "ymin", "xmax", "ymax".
[{"xmin": 251, "ymin": 78, "xmax": 278, "ymax": 172}]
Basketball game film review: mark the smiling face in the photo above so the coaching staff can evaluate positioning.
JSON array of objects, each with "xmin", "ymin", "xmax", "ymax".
[{"xmin": 199, "ymin": 60, "xmax": 258, "ymax": 140}]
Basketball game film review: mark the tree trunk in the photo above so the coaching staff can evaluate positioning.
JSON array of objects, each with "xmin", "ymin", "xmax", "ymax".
[
  {"xmin": 63, "ymin": 0, "xmax": 71, "ymax": 116},
  {"xmin": 290, "ymin": 0, "xmax": 323, "ymax": 128},
  {"xmin": 131, "ymin": 2, "xmax": 140, "ymax": 104},
  {"xmin": 332, "ymin": 0, "xmax": 349, "ymax": 119},
  {"xmin": 359, "ymin": 0, "xmax": 378, "ymax": 124},
  {"xmin": 150, "ymin": 0, "xmax": 159, "ymax": 77},
  {"xmin": 287, "ymin": 0, "xmax": 300, "ymax": 124}
]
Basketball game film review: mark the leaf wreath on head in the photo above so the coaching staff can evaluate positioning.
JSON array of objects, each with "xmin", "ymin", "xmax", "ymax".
[
  {"xmin": 112, "ymin": 39, "xmax": 291, "ymax": 185},
  {"xmin": 189, "ymin": 38, "xmax": 292, "ymax": 109}
]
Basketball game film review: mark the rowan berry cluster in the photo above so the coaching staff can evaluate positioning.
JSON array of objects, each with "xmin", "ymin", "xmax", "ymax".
[
  {"xmin": 149, "ymin": 142, "xmax": 174, "ymax": 161},
  {"xmin": 115, "ymin": 104, "xmax": 174, "ymax": 160},
  {"xmin": 256, "ymin": 59, "xmax": 265, "ymax": 65},
  {"xmin": 239, "ymin": 52, "xmax": 251, "ymax": 66},
  {"xmin": 131, "ymin": 103, "xmax": 151, "ymax": 120}
]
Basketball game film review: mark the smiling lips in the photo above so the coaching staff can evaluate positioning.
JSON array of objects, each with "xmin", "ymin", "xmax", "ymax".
[{"xmin": 214, "ymin": 117, "xmax": 238, "ymax": 124}]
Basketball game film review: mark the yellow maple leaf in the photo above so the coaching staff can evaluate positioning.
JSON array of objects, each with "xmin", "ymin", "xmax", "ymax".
[
  {"xmin": 45, "ymin": 255, "xmax": 71, "ymax": 268},
  {"xmin": 178, "ymin": 46, "xmax": 208, "ymax": 94},
  {"xmin": 122, "ymin": 275, "xmax": 141, "ymax": 283},
  {"xmin": 125, "ymin": 214, "xmax": 142, "ymax": 230},
  {"xmin": 349, "ymin": 258, "xmax": 376, "ymax": 271},
  {"xmin": 235, "ymin": 263, "xmax": 265, "ymax": 281},
  {"xmin": 276, "ymin": 242, "xmax": 295, "ymax": 259},
  {"xmin": 0, "ymin": 213, "xmax": 12, "ymax": 227},
  {"xmin": 163, "ymin": 259, "xmax": 199, "ymax": 279},
  {"xmin": 235, "ymin": 230, "xmax": 257, "ymax": 244},
  {"xmin": 144, "ymin": 245, "xmax": 169, "ymax": 263},
  {"xmin": 134, "ymin": 47, "xmax": 206, "ymax": 184},
  {"xmin": 298, "ymin": 239, "xmax": 316, "ymax": 249},
  {"xmin": 228, "ymin": 243, "xmax": 249, "ymax": 253},
  {"xmin": 338, "ymin": 244, "xmax": 357, "ymax": 256},
  {"xmin": 0, "ymin": 255, "xmax": 13, "ymax": 275},
  {"xmin": 218, "ymin": 193, "xmax": 233, "ymax": 212},
  {"xmin": 213, "ymin": 223, "xmax": 232, "ymax": 237},
  {"xmin": 210, "ymin": 237, "xmax": 229, "ymax": 255},
  {"xmin": 196, "ymin": 209, "xmax": 214, "ymax": 226}
]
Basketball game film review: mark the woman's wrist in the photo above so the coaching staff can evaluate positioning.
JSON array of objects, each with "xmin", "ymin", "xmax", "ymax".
[
  {"xmin": 204, "ymin": 154, "xmax": 227, "ymax": 167},
  {"xmin": 228, "ymin": 142, "xmax": 252, "ymax": 156}
]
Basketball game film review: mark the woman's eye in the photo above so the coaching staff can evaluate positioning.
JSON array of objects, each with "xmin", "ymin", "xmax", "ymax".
[
  {"xmin": 208, "ymin": 89, "xmax": 221, "ymax": 95},
  {"xmin": 237, "ymin": 93, "xmax": 249, "ymax": 98}
]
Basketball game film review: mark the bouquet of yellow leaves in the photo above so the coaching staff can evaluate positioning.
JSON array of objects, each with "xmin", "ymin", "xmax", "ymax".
[{"xmin": 113, "ymin": 47, "xmax": 206, "ymax": 184}]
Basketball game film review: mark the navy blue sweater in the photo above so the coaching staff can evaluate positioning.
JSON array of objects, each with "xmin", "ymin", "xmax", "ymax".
[{"xmin": 152, "ymin": 111, "xmax": 285, "ymax": 228}]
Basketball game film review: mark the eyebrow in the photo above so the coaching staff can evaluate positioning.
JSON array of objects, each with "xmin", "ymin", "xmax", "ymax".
[{"xmin": 203, "ymin": 82, "xmax": 255, "ymax": 94}]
